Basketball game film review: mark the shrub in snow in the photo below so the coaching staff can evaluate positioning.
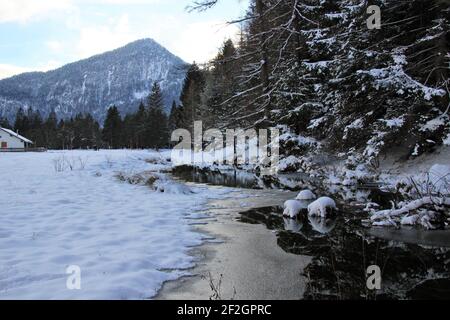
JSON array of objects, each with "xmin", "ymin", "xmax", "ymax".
[
  {"xmin": 444, "ymin": 133, "xmax": 450, "ymax": 146},
  {"xmin": 326, "ymin": 174, "xmax": 342, "ymax": 185},
  {"xmin": 278, "ymin": 156, "xmax": 302, "ymax": 172},
  {"xmin": 429, "ymin": 164, "xmax": 450, "ymax": 195},
  {"xmin": 115, "ymin": 171, "xmax": 159, "ymax": 186},
  {"xmin": 279, "ymin": 131, "xmax": 318, "ymax": 156},
  {"xmin": 283, "ymin": 200, "xmax": 308, "ymax": 218},
  {"xmin": 53, "ymin": 155, "xmax": 89, "ymax": 172},
  {"xmin": 145, "ymin": 155, "xmax": 168, "ymax": 165},
  {"xmin": 277, "ymin": 155, "xmax": 318, "ymax": 174},
  {"xmin": 308, "ymin": 197, "xmax": 337, "ymax": 217},
  {"xmin": 395, "ymin": 165, "xmax": 450, "ymax": 200},
  {"xmin": 295, "ymin": 190, "xmax": 317, "ymax": 200},
  {"xmin": 342, "ymin": 153, "xmax": 378, "ymax": 186}
]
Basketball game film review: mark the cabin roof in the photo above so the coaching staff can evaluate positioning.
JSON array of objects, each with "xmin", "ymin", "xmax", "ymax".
[{"xmin": 0, "ymin": 127, "xmax": 33, "ymax": 144}]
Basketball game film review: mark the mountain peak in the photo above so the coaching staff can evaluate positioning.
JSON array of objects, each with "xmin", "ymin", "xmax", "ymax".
[{"xmin": 0, "ymin": 39, "xmax": 187, "ymax": 123}]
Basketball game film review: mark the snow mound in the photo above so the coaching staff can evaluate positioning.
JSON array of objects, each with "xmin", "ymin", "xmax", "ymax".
[
  {"xmin": 155, "ymin": 181, "xmax": 194, "ymax": 195},
  {"xmin": 296, "ymin": 189, "xmax": 317, "ymax": 200},
  {"xmin": 283, "ymin": 200, "xmax": 307, "ymax": 218},
  {"xmin": 308, "ymin": 197, "xmax": 337, "ymax": 217}
]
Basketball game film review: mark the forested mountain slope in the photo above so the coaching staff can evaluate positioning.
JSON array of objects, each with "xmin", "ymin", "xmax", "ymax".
[{"xmin": 0, "ymin": 39, "xmax": 186, "ymax": 123}]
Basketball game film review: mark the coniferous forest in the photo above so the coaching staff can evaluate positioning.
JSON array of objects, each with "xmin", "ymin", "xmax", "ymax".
[
  {"xmin": 1, "ymin": 0, "xmax": 449, "ymax": 166},
  {"xmin": 0, "ymin": 82, "xmax": 170, "ymax": 149},
  {"xmin": 175, "ymin": 0, "xmax": 450, "ymax": 170}
]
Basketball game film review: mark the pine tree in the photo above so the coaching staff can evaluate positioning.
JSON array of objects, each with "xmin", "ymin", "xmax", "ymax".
[
  {"xmin": 205, "ymin": 39, "xmax": 240, "ymax": 128},
  {"xmin": 146, "ymin": 82, "xmax": 169, "ymax": 149},
  {"xmin": 44, "ymin": 110, "xmax": 58, "ymax": 148},
  {"xmin": 102, "ymin": 106, "xmax": 123, "ymax": 149},
  {"xmin": 14, "ymin": 108, "xmax": 28, "ymax": 135},
  {"xmin": 0, "ymin": 116, "xmax": 11, "ymax": 129},
  {"xmin": 134, "ymin": 102, "xmax": 147, "ymax": 148},
  {"xmin": 168, "ymin": 101, "xmax": 180, "ymax": 132},
  {"xmin": 189, "ymin": 0, "xmax": 450, "ymax": 166},
  {"xmin": 179, "ymin": 63, "xmax": 206, "ymax": 132}
]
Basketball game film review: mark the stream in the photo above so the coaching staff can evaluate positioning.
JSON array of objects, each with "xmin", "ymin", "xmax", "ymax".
[{"xmin": 172, "ymin": 166, "xmax": 450, "ymax": 300}]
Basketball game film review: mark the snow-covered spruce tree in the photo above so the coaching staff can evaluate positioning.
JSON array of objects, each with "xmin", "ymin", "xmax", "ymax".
[
  {"xmin": 102, "ymin": 106, "xmax": 123, "ymax": 149},
  {"xmin": 327, "ymin": 0, "xmax": 450, "ymax": 164},
  {"xmin": 190, "ymin": 0, "xmax": 449, "ymax": 172},
  {"xmin": 204, "ymin": 39, "xmax": 241, "ymax": 129}
]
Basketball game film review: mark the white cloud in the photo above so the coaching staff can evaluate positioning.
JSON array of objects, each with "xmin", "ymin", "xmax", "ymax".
[
  {"xmin": 0, "ymin": 0, "xmax": 156, "ymax": 24},
  {"xmin": 172, "ymin": 20, "xmax": 240, "ymax": 63},
  {"xmin": 46, "ymin": 40, "xmax": 64, "ymax": 53},
  {"xmin": 0, "ymin": 61, "xmax": 63, "ymax": 80},
  {"xmin": 71, "ymin": 14, "xmax": 241, "ymax": 64},
  {"xmin": 0, "ymin": 0, "xmax": 163, "ymax": 24},
  {"xmin": 75, "ymin": 14, "xmax": 137, "ymax": 59},
  {"xmin": 0, "ymin": 64, "xmax": 29, "ymax": 79},
  {"xmin": 0, "ymin": 0, "xmax": 73, "ymax": 23},
  {"xmin": 84, "ymin": 0, "xmax": 160, "ymax": 3},
  {"xmin": 37, "ymin": 60, "xmax": 63, "ymax": 71},
  {"xmin": 0, "ymin": 0, "xmax": 247, "ymax": 72}
]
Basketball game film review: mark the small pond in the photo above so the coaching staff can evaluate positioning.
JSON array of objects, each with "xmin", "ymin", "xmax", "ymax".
[
  {"xmin": 173, "ymin": 166, "xmax": 450, "ymax": 300},
  {"xmin": 239, "ymin": 206, "xmax": 450, "ymax": 300}
]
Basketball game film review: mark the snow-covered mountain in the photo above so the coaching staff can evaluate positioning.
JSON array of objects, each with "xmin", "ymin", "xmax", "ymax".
[{"xmin": 0, "ymin": 38, "xmax": 187, "ymax": 123}]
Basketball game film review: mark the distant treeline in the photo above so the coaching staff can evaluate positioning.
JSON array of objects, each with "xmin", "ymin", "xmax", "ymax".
[{"xmin": 0, "ymin": 82, "xmax": 171, "ymax": 150}]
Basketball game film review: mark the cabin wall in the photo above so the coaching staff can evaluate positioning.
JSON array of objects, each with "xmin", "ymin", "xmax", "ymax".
[{"xmin": 0, "ymin": 132, "xmax": 25, "ymax": 149}]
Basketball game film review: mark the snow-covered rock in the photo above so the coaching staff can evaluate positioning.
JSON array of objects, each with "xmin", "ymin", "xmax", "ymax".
[
  {"xmin": 295, "ymin": 189, "xmax": 317, "ymax": 200},
  {"xmin": 308, "ymin": 197, "xmax": 337, "ymax": 217},
  {"xmin": 283, "ymin": 200, "xmax": 307, "ymax": 218}
]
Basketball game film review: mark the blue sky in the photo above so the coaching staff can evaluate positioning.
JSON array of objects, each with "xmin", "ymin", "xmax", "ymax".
[{"xmin": 0, "ymin": 0, "xmax": 249, "ymax": 79}]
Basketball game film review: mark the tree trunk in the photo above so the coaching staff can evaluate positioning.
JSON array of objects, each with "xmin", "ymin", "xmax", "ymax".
[{"xmin": 256, "ymin": 0, "xmax": 271, "ymax": 123}]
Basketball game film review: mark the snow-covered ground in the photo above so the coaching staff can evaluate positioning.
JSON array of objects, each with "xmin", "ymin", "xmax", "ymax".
[{"xmin": 0, "ymin": 150, "xmax": 225, "ymax": 299}]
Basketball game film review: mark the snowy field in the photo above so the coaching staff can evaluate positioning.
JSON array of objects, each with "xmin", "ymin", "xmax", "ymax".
[{"xmin": 0, "ymin": 150, "xmax": 225, "ymax": 299}]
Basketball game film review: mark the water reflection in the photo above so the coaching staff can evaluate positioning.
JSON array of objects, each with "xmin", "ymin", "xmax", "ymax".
[
  {"xmin": 239, "ymin": 206, "xmax": 450, "ymax": 300},
  {"xmin": 283, "ymin": 218, "xmax": 303, "ymax": 233},
  {"xmin": 308, "ymin": 216, "xmax": 337, "ymax": 234},
  {"xmin": 174, "ymin": 166, "xmax": 450, "ymax": 299},
  {"xmin": 172, "ymin": 166, "xmax": 261, "ymax": 189},
  {"xmin": 172, "ymin": 166, "xmax": 400, "ymax": 211}
]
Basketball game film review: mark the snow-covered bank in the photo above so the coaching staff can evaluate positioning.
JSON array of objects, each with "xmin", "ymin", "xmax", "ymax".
[
  {"xmin": 172, "ymin": 141, "xmax": 450, "ymax": 229},
  {"xmin": 0, "ymin": 150, "xmax": 225, "ymax": 299}
]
